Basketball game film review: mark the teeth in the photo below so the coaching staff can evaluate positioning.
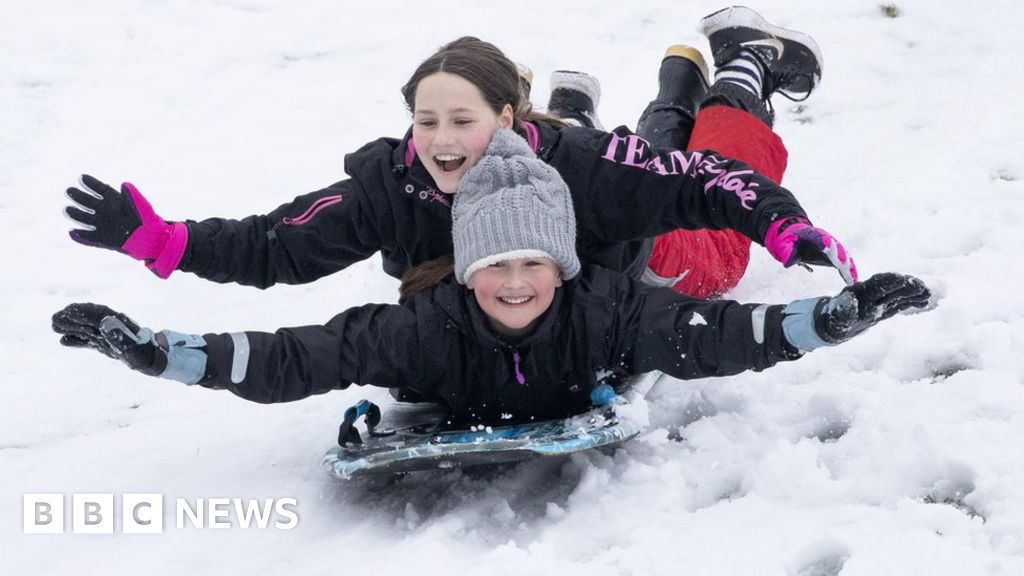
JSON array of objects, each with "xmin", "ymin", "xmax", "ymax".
[
  {"xmin": 500, "ymin": 296, "xmax": 531, "ymax": 305},
  {"xmin": 435, "ymin": 154, "xmax": 464, "ymax": 161}
]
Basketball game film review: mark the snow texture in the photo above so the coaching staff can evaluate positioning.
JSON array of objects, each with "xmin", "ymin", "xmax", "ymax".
[{"xmin": 3, "ymin": 1, "xmax": 1023, "ymax": 574}]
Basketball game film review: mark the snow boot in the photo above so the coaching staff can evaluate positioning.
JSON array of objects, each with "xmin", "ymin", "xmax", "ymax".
[
  {"xmin": 547, "ymin": 70, "xmax": 604, "ymax": 130},
  {"xmin": 700, "ymin": 5, "xmax": 822, "ymax": 101},
  {"xmin": 636, "ymin": 45, "xmax": 710, "ymax": 149},
  {"xmin": 660, "ymin": 45, "xmax": 711, "ymax": 98}
]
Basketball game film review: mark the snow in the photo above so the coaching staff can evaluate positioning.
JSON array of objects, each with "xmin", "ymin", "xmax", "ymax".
[{"xmin": 3, "ymin": 0, "xmax": 1023, "ymax": 574}]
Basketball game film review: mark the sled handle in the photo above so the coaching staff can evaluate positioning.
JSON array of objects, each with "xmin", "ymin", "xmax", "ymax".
[
  {"xmin": 337, "ymin": 400, "xmax": 383, "ymax": 446},
  {"xmin": 590, "ymin": 383, "xmax": 617, "ymax": 406}
]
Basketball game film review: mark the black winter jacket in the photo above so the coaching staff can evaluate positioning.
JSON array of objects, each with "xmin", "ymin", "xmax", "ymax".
[
  {"xmin": 179, "ymin": 122, "xmax": 808, "ymax": 288},
  {"xmin": 198, "ymin": 266, "xmax": 800, "ymax": 425}
]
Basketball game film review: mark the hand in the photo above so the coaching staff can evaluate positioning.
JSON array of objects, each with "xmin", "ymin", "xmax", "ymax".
[
  {"xmin": 816, "ymin": 273, "xmax": 931, "ymax": 344},
  {"xmin": 53, "ymin": 303, "xmax": 210, "ymax": 384},
  {"xmin": 52, "ymin": 303, "xmax": 167, "ymax": 375},
  {"xmin": 766, "ymin": 217, "xmax": 858, "ymax": 285},
  {"xmin": 781, "ymin": 273, "xmax": 931, "ymax": 353},
  {"xmin": 64, "ymin": 175, "xmax": 188, "ymax": 278}
]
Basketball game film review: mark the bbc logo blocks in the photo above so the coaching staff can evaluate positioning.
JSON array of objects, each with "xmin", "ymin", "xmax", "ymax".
[
  {"xmin": 22, "ymin": 494, "xmax": 64, "ymax": 534},
  {"xmin": 24, "ymin": 493, "xmax": 163, "ymax": 534},
  {"xmin": 23, "ymin": 493, "xmax": 298, "ymax": 533}
]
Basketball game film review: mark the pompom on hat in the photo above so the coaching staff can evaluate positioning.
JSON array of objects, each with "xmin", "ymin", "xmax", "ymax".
[{"xmin": 452, "ymin": 129, "xmax": 580, "ymax": 284}]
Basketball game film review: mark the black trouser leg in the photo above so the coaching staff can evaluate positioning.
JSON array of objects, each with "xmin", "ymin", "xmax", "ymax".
[
  {"xmin": 701, "ymin": 82, "xmax": 775, "ymax": 127},
  {"xmin": 631, "ymin": 54, "xmax": 710, "ymax": 278},
  {"xmin": 635, "ymin": 55, "xmax": 709, "ymax": 148}
]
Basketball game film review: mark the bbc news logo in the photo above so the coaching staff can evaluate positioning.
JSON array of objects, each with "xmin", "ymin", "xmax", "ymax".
[{"xmin": 23, "ymin": 494, "xmax": 298, "ymax": 534}]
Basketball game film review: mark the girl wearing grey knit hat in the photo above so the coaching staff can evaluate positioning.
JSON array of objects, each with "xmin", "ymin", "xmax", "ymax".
[
  {"xmin": 54, "ymin": 129, "xmax": 931, "ymax": 427},
  {"xmin": 452, "ymin": 129, "xmax": 580, "ymax": 337}
]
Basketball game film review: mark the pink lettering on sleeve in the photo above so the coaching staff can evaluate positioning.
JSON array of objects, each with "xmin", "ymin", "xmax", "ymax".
[
  {"xmin": 623, "ymin": 135, "xmax": 649, "ymax": 167},
  {"xmin": 601, "ymin": 132, "xmax": 630, "ymax": 161}
]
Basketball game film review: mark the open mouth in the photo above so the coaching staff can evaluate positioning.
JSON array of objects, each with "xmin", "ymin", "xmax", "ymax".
[
  {"xmin": 499, "ymin": 296, "xmax": 533, "ymax": 305},
  {"xmin": 434, "ymin": 154, "xmax": 467, "ymax": 173}
]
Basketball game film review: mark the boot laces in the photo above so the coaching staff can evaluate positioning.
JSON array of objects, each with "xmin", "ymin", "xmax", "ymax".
[
  {"xmin": 744, "ymin": 48, "xmax": 815, "ymax": 103},
  {"xmin": 773, "ymin": 67, "xmax": 815, "ymax": 103}
]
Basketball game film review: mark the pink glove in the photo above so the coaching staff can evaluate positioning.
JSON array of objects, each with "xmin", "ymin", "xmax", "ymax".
[
  {"xmin": 66, "ymin": 175, "xmax": 188, "ymax": 279},
  {"xmin": 765, "ymin": 217, "xmax": 857, "ymax": 285}
]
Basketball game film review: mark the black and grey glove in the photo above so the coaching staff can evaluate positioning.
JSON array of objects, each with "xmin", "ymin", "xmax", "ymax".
[
  {"xmin": 782, "ymin": 273, "xmax": 931, "ymax": 353},
  {"xmin": 52, "ymin": 303, "xmax": 208, "ymax": 384}
]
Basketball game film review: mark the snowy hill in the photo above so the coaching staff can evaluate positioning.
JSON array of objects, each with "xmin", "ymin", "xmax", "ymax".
[{"xmin": 3, "ymin": 1, "xmax": 1023, "ymax": 574}]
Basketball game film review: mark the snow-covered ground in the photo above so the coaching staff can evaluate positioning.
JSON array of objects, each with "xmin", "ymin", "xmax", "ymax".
[{"xmin": 3, "ymin": 1, "xmax": 1023, "ymax": 574}]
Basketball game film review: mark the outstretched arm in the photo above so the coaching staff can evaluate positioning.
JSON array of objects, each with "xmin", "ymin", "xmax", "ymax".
[
  {"xmin": 52, "ymin": 302, "xmax": 424, "ymax": 404},
  {"xmin": 556, "ymin": 127, "xmax": 857, "ymax": 284},
  {"xmin": 65, "ymin": 175, "xmax": 383, "ymax": 289},
  {"xmin": 614, "ymin": 272, "xmax": 930, "ymax": 379}
]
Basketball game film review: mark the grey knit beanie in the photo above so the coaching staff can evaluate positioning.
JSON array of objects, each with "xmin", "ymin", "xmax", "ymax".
[{"xmin": 453, "ymin": 129, "xmax": 580, "ymax": 284}]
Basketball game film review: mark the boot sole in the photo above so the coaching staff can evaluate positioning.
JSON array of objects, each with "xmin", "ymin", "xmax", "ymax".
[{"xmin": 663, "ymin": 45, "xmax": 710, "ymax": 86}]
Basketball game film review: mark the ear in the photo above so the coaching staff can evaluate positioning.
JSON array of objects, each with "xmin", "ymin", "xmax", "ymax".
[
  {"xmin": 555, "ymin": 275, "xmax": 563, "ymax": 288},
  {"xmin": 498, "ymin": 104, "xmax": 514, "ymax": 129},
  {"xmin": 466, "ymin": 275, "xmax": 476, "ymax": 290}
]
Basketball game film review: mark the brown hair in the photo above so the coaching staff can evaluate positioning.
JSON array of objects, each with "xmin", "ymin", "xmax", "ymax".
[
  {"xmin": 399, "ymin": 255, "xmax": 455, "ymax": 305},
  {"xmin": 401, "ymin": 36, "xmax": 565, "ymax": 132}
]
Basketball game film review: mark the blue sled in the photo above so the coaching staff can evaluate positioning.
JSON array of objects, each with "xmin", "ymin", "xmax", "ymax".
[{"xmin": 322, "ymin": 371, "xmax": 662, "ymax": 479}]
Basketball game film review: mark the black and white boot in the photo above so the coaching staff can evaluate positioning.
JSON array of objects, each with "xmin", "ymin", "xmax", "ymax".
[
  {"xmin": 547, "ymin": 70, "xmax": 604, "ymax": 130},
  {"xmin": 700, "ymin": 5, "xmax": 823, "ymax": 101}
]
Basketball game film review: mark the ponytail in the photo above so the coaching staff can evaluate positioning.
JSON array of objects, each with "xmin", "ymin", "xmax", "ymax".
[{"xmin": 399, "ymin": 255, "xmax": 455, "ymax": 305}]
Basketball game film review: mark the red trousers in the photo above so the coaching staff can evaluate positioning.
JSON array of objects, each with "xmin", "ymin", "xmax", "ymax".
[{"xmin": 646, "ymin": 106, "xmax": 789, "ymax": 298}]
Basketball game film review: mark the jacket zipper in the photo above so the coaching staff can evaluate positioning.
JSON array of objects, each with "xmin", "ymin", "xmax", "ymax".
[{"xmin": 512, "ymin": 350, "xmax": 526, "ymax": 385}]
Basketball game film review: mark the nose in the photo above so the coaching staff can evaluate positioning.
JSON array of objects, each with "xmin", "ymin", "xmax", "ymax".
[
  {"xmin": 435, "ymin": 122, "xmax": 456, "ymax": 146},
  {"xmin": 505, "ymin": 267, "xmax": 527, "ymax": 288}
]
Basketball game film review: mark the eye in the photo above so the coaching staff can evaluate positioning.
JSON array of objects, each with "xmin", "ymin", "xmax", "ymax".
[
  {"xmin": 454, "ymin": 118, "xmax": 475, "ymax": 126},
  {"xmin": 415, "ymin": 118, "xmax": 437, "ymax": 127},
  {"xmin": 489, "ymin": 261, "xmax": 508, "ymax": 269}
]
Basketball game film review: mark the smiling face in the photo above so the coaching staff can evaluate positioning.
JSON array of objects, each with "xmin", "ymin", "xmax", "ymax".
[
  {"xmin": 412, "ymin": 72, "xmax": 514, "ymax": 194},
  {"xmin": 467, "ymin": 256, "xmax": 563, "ymax": 338}
]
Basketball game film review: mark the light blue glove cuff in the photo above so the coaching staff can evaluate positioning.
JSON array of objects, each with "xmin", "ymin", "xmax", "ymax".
[
  {"xmin": 782, "ymin": 297, "xmax": 832, "ymax": 353},
  {"xmin": 156, "ymin": 330, "xmax": 208, "ymax": 385}
]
